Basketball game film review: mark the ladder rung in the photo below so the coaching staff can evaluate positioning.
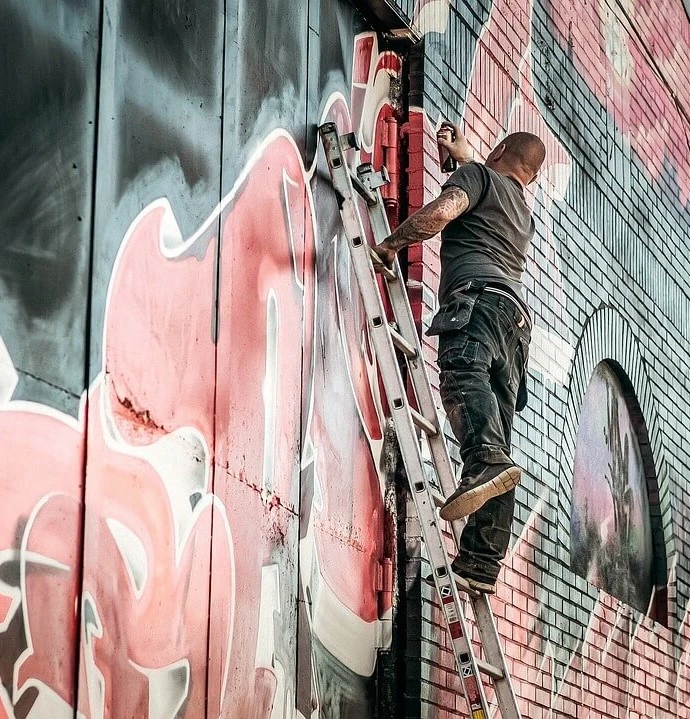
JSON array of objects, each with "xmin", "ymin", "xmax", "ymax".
[
  {"xmin": 368, "ymin": 247, "xmax": 397, "ymax": 282},
  {"xmin": 424, "ymin": 567, "xmax": 480, "ymax": 600},
  {"xmin": 453, "ymin": 573, "xmax": 480, "ymax": 599},
  {"xmin": 431, "ymin": 490, "xmax": 445, "ymax": 508},
  {"xmin": 476, "ymin": 658, "xmax": 505, "ymax": 682},
  {"xmin": 351, "ymin": 172, "xmax": 378, "ymax": 206},
  {"xmin": 390, "ymin": 325, "xmax": 417, "ymax": 358},
  {"xmin": 410, "ymin": 407, "xmax": 438, "ymax": 437}
]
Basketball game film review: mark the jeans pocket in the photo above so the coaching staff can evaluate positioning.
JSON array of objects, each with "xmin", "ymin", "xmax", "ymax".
[
  {"xmin": 437, "ymin": 334, "xmax": 480, "ymax": 371},
  {"xmin": 425, "ymin": 293, "xmax": 476, "ymax": 336}
]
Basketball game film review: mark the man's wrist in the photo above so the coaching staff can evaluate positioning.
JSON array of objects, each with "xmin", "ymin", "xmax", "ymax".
[{"xmin": 385, "ymin": 235, "xmax": 407, "ymax": 251}]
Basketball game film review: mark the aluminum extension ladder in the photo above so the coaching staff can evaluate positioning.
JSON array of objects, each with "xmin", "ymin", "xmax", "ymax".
[{"xmin": 318, "ymin": 122, "xmax": 522, "ymax": 719}]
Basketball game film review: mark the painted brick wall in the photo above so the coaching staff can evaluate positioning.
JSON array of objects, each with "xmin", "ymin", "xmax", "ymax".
[{"xmin": 389, "ymin": 0, "xmax": 690, "ymax": 716}]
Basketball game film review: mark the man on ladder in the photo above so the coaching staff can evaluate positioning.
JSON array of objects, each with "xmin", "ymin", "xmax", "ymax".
[{"xmin": 373, "ymin": 124, "xmax": 546, "ymax": 594}]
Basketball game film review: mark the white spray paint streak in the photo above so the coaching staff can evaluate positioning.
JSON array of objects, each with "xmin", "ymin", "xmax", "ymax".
[
  {"xmin": 282, "ymin": 169, "xmax": 305, "ymax": 291},
  {"xmin": 254, "ymin": 564, "xmax": 293, "ymax": 719},
  {"xmin": 129, "ymin": 658, "xmax": 190, "ymax": 719},
  {"xmin": 0, "ymin": 334, "xmax": 17, "ymax": 404},
  {"xmin": 106, "ymin": 519, "xmax": 149, "ymax": 600},
  {"xmin": 262, "ymin": 290, "xmax": 279, "ymax": 500},
  {"xmin": 81, "ymin": 592, "xmax": 105, "ymax": 719}
]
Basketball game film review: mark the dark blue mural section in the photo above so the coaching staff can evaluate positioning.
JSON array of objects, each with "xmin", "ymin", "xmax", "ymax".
[{"xmin": 0, "ymin": 0, "xmax": 99, "ymax": 412}]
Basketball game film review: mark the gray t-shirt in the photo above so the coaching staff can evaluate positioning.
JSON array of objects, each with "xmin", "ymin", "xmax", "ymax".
[{"xmin": 438, "ymin": 162, "xmax": 534, "ymax": 306}]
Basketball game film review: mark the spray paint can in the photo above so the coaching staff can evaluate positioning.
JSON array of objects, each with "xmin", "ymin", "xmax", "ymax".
[{"xmin": 438, "ymin": 123, "xmax": 457, "ymax": 174}]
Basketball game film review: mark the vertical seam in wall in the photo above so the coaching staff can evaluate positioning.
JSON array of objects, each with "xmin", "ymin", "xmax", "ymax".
[
  {"xmin": 73, "ymin": 0, "xmax": 107, "ymax": 712},
  {"xmin": 294, "ymin": 6, "xmax": 313, "ymax": 710},
  {"xmin": 205, "ymin": 1, "xmax": 230, "ymax": 716},
  {"xmin": 396, "ymin": 45, "xmax": 415, "ymax": 719}
]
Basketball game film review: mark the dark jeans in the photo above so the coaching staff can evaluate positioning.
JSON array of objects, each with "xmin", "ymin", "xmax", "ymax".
[{"xmin": 430, "ymin": 288, "xmax": 531, "ymax": 583}]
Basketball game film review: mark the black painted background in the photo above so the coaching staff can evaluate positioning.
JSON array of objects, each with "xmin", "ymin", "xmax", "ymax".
[{"xmin": 0, "ymin": 0, "xmax": 99, "ymax": 413}]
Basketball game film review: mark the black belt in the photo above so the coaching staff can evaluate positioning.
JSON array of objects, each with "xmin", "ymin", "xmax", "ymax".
[{"xmin": 451, "ymin": 282, "xmax": 531, "ymax": 329}]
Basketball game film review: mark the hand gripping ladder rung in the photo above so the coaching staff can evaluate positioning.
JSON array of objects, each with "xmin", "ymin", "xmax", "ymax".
[{"xmin": 318, "ymin": 122, "xmax": 522, "ymax": 719}]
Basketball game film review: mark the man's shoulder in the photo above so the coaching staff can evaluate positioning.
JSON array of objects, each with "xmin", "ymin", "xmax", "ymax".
[{"xmin": 442, "ymin": 162, "xmax": 489, "ymax": 208}]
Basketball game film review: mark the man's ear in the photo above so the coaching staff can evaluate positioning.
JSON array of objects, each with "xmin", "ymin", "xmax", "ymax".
[{"xmin": 492, "ymin": 143, "xmax": 507, "ymax": 160}]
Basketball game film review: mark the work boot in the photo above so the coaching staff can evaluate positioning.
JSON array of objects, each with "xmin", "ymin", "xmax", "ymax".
[
  {"xmin": 439, "ymin": 463, "xmax": 521, "ymax": 522},
  {"xmin": 424, "ymin": 559, "xmax": 497, "ymax": 595},
  {"xmin": 450, "ymin": 557, "xmax": 497, "ymax": 594}
]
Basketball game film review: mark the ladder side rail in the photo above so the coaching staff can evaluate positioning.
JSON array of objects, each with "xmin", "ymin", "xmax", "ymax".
[
  {"xmin": 356, "ymin": 165, "xmax": 458, "ymax": 501},
  {"xmin": 473, "ymin": 596, "xmax": 522, "ymax": 716},
  {"xmin": 319, "ymin": 122, "xmax": 494, "ymax": 717}
]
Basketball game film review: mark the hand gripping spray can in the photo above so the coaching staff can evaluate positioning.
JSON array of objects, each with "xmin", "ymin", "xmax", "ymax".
[{"xmin": 437, "ymin": 120, "xmax": 457, "ymax": 174}]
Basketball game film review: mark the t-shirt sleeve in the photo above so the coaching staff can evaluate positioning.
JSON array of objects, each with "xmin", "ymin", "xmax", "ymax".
[{"xmin": 441, "ymin": 162, "xmax": 487, "ymax": 212}]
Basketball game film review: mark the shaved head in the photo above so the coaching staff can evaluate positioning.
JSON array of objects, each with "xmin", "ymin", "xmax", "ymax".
[
  {"xmin": 486, "ymin": 132, "xmax": 546, "ymax": 184},
  {"xmin": 501, "ymin": 132, "xmax": 546, "ymax": 172}
]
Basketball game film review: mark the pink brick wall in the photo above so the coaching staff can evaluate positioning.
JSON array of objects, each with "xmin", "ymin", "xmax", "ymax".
[{"xmin": 402, "ymin": 0, "xmax": 690, "ymax": 714}]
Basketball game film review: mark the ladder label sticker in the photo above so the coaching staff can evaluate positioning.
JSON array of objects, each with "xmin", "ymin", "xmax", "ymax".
[
  {"xmin": 472, "ymin": 711, "xmax": 486, "ymax": 719},
  {"xmin": 443, "ymin": 601, "xmax": 459, "ymax": 624}
]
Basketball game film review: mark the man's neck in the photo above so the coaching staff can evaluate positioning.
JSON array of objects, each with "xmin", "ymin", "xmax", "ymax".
[{"xmin": 485, "ymin": 162, "xmax": 527, "ymax": 188}]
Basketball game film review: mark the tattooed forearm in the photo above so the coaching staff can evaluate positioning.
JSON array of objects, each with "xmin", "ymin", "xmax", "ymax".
[{"xmin": 385, "ymin": 188, "xmax": 469, "ymax": 250}]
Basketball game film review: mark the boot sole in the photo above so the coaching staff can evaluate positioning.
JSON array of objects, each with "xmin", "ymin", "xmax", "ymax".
[
  {"xmin": 466, "ymin": 578, "xmax": 496, "ymax": 594},
  {"xmin": 439, "ymin": 466, "xmax": 521, "ymax": 521},
  {"xmin": 423, "ymin": 573, "xmax": 496, "ymax": 595}
]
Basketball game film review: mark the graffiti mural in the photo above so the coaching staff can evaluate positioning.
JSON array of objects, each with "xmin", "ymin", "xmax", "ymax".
[
  {"xmin": 1, "ymin": 0, "xmax": 689, "ymax": 716},
  {"xmin": 571, "ymin": 362, "xmax": 654, "ymax": 614},
  {"xmin": 0, "ymin": 0, "xmax": 403, "ymax": 713}
]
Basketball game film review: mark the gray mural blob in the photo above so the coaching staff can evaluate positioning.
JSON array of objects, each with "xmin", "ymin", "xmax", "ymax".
[{"xmin": 570, "ymin": 362, "xmax": 654, "ymax": 614}]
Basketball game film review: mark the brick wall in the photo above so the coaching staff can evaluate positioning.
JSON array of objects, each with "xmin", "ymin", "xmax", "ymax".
[{"xmin": 389, "ymin": 0, "xmax": 690, "ymax": 716}]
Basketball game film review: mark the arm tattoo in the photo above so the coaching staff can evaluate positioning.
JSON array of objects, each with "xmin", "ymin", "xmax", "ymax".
[{"xmin": 386, "ymin": 188, "xmax": 469, "ymax": 250}]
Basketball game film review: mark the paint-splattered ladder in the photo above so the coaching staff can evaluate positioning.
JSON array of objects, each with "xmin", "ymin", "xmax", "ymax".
[{"xmin": 318, "ymin": 122, "xmax": 522, "ymax": 719}]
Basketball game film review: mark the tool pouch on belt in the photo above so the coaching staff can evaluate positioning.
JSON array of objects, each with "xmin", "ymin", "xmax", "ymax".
[
  {"xmin": 424, "ymin": 283, "xmax": 484, "ymax": 337},
  {"xmin": 425, "ymin": 293, "xmax": 477, "ymax": 336}
]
